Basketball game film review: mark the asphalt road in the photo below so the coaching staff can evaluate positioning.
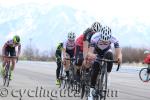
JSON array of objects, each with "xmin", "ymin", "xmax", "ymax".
[{"xmin": 0, "ymin": 61, "xmax": 149, "ymax": 100}]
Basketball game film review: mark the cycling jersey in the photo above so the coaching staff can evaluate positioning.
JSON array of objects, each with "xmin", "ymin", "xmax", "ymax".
[
  {"xmin": 144, "ymin": 55, "xmax": 150, "ymax": 64},
  {"xmin": 63, "ymin": 39, "xmax": 75, "ymax": 51},
  {"xmin": 75, "ymin": 28, "xmax": 95, "ymax": 52},
  {"xmin": 55, "ymin": 43, "xmax": 63, "ymax": 59},
  {"xmin": 63, "ymin": 39, "xmax": 75, "ymax": 58},
  {"xmin": 90, "ymin": 32, "xmax": 120, "ymax": 50},
  {"xmin": 6, "ymin": 40, "xmax": 21, "ymax": 48},
  {"xmin": 75, "ymin": 34, "xmax": 84, "ymax": 52},
  {"xmin": 83, "ymin": 28, "xmax": 95, "ymax": 42},
  {"xmin": 3, "ymin": 39, "xmax": 21, "ymax": 56}
]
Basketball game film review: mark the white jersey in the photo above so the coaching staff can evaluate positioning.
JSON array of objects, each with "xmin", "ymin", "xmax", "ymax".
[
  {"xmin": 90, "ymin": 32, "xmax": 120, "ymax": 50},
  {"xmin": 63, "ymin": 39, "xmax": 75, "ymax": 50},
  {"xmin": 6, "ymin": 39, "xmax": 21, "ymax": 48}
]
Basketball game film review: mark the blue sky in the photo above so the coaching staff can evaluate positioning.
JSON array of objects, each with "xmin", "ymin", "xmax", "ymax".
[{"xmin": 0, "ymin": 0, "xmax": 150, "ymax": 54}]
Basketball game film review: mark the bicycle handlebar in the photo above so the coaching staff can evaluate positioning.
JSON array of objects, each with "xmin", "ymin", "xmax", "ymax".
[
  {"xmin": 98, "ymin": 58, "xmax": 120, "ymax": 71},
  {"xmin": 2, "ymin": 56, "xmax": 18, "ymax": 59}
]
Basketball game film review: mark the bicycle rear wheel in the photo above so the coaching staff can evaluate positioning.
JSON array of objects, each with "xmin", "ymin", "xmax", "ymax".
[
  {"xmin": 81, "ymin": 82, "xmax": 85, "ymax": 99},
  {"xmin": 80, "ymin": 69, "xmax": 86, "ymax": 99},
  {"xmin": 139, "ymin": 68, "xmax": 150, "ymax": 82}
]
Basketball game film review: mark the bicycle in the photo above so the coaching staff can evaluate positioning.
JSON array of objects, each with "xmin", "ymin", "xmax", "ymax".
[
  {"xmin": 89, "ymin": 58, "xmax": 120, "ymax": 100},
  {"xmin": 2, "ymin": 56, "xmax": 18, "ymax": 87},
  {"xmin": 139, "ymin": 64, "xmax": 150, "ymax": 82},
  {"xmin": 60, "ymin": 58, "xmax": 76, "ymax": 90}
]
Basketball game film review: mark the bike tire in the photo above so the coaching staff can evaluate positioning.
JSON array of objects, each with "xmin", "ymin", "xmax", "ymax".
[
  {"xmin": 81, "ymin": 83, "xmax": 85, "ymax": 99},
  {"xmin": 139, "ymin": 68, "xmax": 150, "ymax": 82},
  {"xmin": 80, "ymin": 69, "xmax": 86, "ymax": 99},
  {"xmin": 99, "ymin": 67, "xmax": 107, "ymax": 100}
]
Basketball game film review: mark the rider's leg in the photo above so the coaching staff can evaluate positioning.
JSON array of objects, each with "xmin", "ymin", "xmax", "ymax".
[
  {"xmin": 104, "ymin": 50, "xmax": 113, "ymax": 72},
  {"xmin": 10, "ymin": 47, "xmax": 16, "ymax": 80},
  {"xmin": 56, "ymin": 60, "xmax": 61, "ymax": 79},
  {"xmin": 64, "ymin": 53, "xmax": 70, "ymax": 78},
  {"xmin": 1, "ymin": 48, "xmax": 9, "ymax": 75},
  {"xmin": 1, "ymin": 58, "xmax": 7, "ymax": 75},
  {"xmin": 90, "ymin": 60, "xmax": 100, "ymax": 88},
  {"xmin": 88, "ymin": 59, "xmax": 100, "ymax": 100},
  {"xmin": 56, "ymin": 60, "xmax": 61, "ymax": 85},
  {"xmin": 75, "ymin": 46, "xmax": 83, "ymax": 82},
  {"xmin": 11, "ymin": 59, "xmax": 15, "ymax": 71},
  {"xmin": 65, "ymin": 49, "xmax": 74, "ymax": 78}
]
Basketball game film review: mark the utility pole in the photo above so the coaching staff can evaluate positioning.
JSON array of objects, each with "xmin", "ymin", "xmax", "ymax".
[{"xmin": 29, "ymin": 38, "xmax": 32, "ymax": 60}]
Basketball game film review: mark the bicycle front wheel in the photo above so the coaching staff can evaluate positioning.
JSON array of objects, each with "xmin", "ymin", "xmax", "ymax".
[{"xmin": 139, "ymin": 68, "xmax": 150, "ymax": 82}]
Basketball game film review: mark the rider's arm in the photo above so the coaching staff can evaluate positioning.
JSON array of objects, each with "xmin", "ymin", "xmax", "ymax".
[
  {"xmin": 2, "ymin": 43, "xmax": 7, "ymax": 56},
  {"xmin": 83, "ymin": 28, "xmax": 94, "ymax": 59},
  {"xmin": 88, "ymin": 46, "xmax": 94, "ymax": 55},
  {"xmin": 62, "ymin": 48, "xmax": 66, "ymax": 59},
  {"xmin": 115, "ymin": 48, "xmax": 122, "ymax": 63},
  {"xmin": 86, "ymin": 38, "xmax": 96, "ymax": 59},
  {"xmin": 83, "ymin": 41, "xmax": 89, "ymax": 59},
  {"xmin": 62, "ymin": 41, "xmax": 66, "ymax": 59},
  {"xmin": 17, "ymin": 44, "xmax": 21, "ymax": 57},
  {"xmin": 114, "ymin": 39, "xmax": 122, "ymax": 63}
]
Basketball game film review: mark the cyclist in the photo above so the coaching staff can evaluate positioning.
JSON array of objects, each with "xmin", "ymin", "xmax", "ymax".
[
  {"xmin": 143, "ymin": 50, "xmax": 150, "ymax": 74},
  {"xmin": 86, "ymin": 26, "xmax": 122, "ymax": 100},
  {"xmin": 55, "ymin": 42, "xmax": 63, "ymax": 85},
  {"xmin": 62, "ymin": 32, "xmax": 76, "ymax": 79},
  {"xmin": 75, "ymin": 22, "xmax": 102, "ymax": 82},
  {"xmin": 1, "ymin": 35, "xmax": 21, "ymax": 80}
]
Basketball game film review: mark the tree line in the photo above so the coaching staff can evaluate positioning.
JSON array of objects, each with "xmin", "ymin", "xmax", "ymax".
[
  {"xmin": 0, "ymin": 45, "xmax": 148, "ymax": 63},
  {"xmin": 21, "ymin": 46, "xmax": 148, "ymax": 63}
]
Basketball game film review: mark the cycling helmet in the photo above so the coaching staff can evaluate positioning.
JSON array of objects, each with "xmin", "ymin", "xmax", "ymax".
[
  {"xmin": 101, "ymin": 26, "xmax": 111, "ymax": 41},
  {"xmin": 13, "ymin": 35, "xmax": 20, "ymax": 43},
  {"xmin": 144, "ymin": 50, "xmax": 150, "ymax": 54},
  {"xmin": 68, "ymin": 32, "xmax": 76, "ymax": 40},
  {"xmin": 91, "ymin": 22, "xmax": 102, "ymax": 32}
]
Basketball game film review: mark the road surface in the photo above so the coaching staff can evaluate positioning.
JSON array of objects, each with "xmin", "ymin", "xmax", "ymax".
[{"xmin": 0, "ymin": 61, "xmax": 149, "ymax": 100}]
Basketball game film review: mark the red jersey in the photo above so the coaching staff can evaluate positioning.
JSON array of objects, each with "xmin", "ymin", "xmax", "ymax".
[
  {"xmin": 144, "ymin": 55, "xmax": 150, "ymax": 64},
  {"xmin": 75, "ymin": 28, "xmax": 95, "ymax": 52},
  {"xmin": 75, "ymin": 34, "xmax": 84, "ymax": 51}
]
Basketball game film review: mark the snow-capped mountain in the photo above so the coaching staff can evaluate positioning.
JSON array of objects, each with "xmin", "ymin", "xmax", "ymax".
[
  {"xmin": 0, "ymin": 4, "xmax": 95, "ymax": 52},
  {"xmin": 0, "ymin": 3, "xmax": 150, "ymax": 53}
]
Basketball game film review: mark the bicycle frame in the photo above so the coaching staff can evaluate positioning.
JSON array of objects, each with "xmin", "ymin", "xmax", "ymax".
[
  {"xmin": 2, "ymin": 56, "xmax": 17, "ymax": 87},
  {"xmin": 60, "ymin": 58, "xmax": 76, "ymax": 90},
  {"xmin": 94, "ymin": 59, "xmax": 120, "ymax": 100}
]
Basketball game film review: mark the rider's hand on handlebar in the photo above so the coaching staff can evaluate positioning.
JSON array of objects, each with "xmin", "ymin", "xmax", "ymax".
[
  {"xmin": 83, "ymin": 53, "xmax": 96, "ymax": 67},
  {"xmin": 116, "ymin": 57, "xmax": 122, "ymax": 65}
]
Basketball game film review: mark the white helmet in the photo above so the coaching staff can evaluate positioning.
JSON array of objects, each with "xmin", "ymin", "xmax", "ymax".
[
  {"xmin": 144, "ymin": 50, "xmax": 150, "ymax": 54},
  {"xmin": 101, "ymin": 26, "xmax": 111, "ymax": 41},
  {"xmin": 91, "ymin": 22, "xmax": 102, "ymax": 32},
  {"xmin": 68, "ymin": 32, "xmax": 76, "ymax": 40}
]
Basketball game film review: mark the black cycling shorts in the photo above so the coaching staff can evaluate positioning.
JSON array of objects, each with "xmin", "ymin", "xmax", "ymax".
[
  {"xmin": 4, "ymin": 46, "xmax": 16, "ymax": 56},
  {"xmin": 75, "ymin": 45, "xmax": 83, "ymax": 66},
  {"xmin": 66, "ymin": 49, "xmax": 74, "ymax": 58}
]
